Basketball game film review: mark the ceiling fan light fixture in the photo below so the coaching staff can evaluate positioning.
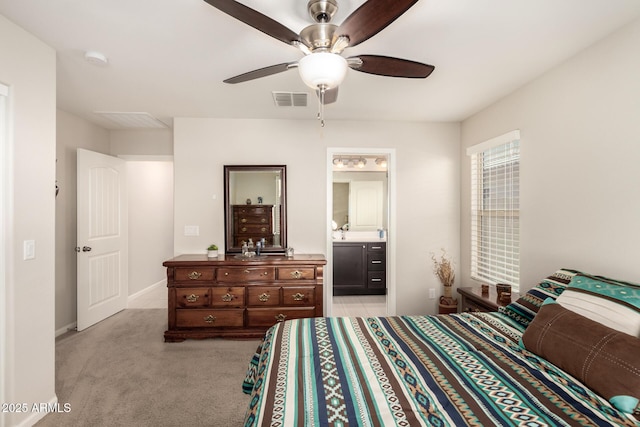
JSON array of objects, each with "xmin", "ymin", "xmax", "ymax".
[
  {"xmin": 298, "ymin": 52, "xmax": 348, "ymax": 90},
  {"xmin": 331, "ymin": 36, "xmax": 350, "ymax": 54}
]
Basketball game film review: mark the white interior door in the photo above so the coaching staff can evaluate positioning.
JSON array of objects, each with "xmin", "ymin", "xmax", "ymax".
[
  {"xmin": 349, "ymin": 181, "xmax": 383, "ymax": 230},
  {"xmin": 77, "ymin": 149, "xmax": 128, "ymax": 331}
]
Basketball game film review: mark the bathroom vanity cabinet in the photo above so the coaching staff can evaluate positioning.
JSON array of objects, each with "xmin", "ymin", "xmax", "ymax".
[{"xmin": 333, "ymin": 242, "xmax": 386, "ymax": 296}]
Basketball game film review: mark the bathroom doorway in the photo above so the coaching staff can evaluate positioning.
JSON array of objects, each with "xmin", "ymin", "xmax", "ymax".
[{"xmin": 326, "ymin": 148, "xmax": 396, "ymax": 317}]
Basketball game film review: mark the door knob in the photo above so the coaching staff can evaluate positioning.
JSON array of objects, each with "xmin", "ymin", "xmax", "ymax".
[{"xmin": 82, "ymin": 246, "xmax": 92, "ymax": 252}]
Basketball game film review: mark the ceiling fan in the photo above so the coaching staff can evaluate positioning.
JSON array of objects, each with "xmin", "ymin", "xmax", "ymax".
[{"xmin": 203, "ymin": 0, "xmax": 434, "ymax": 123}]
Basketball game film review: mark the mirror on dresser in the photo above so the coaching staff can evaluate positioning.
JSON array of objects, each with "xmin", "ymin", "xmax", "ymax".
[{"xmin": 224, "ymin": 165, "xmax": 287, "ymax": 254}]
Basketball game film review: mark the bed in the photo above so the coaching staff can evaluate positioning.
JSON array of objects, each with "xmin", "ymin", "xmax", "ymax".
[{"xmin": 242, "ymin": 269, "xmax": 640, "ymax": 426}]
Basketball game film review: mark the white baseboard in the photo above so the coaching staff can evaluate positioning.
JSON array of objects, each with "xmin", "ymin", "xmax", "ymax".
[
  {"xmin": 13, "ymin": 394, "xmax": 58, "ymax": 427},
  {"xmin": 127, "ymin": 279, "xmax": 166, "ymax": 306},
  {"xmin": 55, "ymin": 321, "xmax": 77, "ymax": 338}
]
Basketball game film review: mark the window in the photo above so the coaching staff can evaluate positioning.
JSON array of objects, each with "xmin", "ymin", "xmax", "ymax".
[{"xmin": 467, "ymin": 130, "xmax": 520, "ymax": 289}]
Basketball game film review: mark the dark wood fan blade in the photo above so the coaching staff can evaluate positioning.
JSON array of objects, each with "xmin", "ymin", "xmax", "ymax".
[
  {"xmin": 317, "ymin": 87, "xmax": 339, "ymax": 104},
  {"xmin": 203, "ymin": 0, "xmax": 300, "ymax": 46},
  {"xmin": 224, "ymin": 62, "xmax": 296, "ymax": 84},
  {"xmin": 348, "ymin": 55, "xmax": 434, "ymax": 78},
  {"xmin": 336, "ymin": 0, "xmax": 420, "ymax": 47}
]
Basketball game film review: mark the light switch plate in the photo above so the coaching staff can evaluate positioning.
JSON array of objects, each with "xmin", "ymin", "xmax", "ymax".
[
  {"xmin": 184, "ymin": 225, "xmax": 199, "ymax": 236},
  {"xmin": 23, "ymin": 240, "xmax": 35, "ymax": 260}
]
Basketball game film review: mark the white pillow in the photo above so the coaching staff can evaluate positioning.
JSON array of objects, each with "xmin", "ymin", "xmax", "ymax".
[{"xmin": 555, "ymin": 274, "xmax": 640, "ymax": 337}]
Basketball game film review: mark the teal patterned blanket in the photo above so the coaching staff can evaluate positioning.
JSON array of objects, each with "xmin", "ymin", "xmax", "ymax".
[{"xmin": 242, "ymin": 313, "xmax": 639, "ymax": 426}]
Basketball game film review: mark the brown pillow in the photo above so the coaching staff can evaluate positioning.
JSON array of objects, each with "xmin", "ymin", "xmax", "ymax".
[{"xmin": 522, "ymin": 302, "xmax": 640, "ymax": 414}]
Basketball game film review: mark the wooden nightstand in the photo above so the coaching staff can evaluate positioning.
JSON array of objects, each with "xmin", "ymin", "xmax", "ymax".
[{"xmin": 457, "ymin": 286, "xmax": 519, "ymax": 313}]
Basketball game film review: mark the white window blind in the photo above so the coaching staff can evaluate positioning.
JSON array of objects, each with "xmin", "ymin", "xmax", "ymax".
[{"xmin": 468, "ymin": 131, "xmax": 520, "ymax": 289}]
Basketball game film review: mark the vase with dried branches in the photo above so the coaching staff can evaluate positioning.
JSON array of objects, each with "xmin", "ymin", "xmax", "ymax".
[{"xmin": 431, "ymin": 249, "xmax": 457, "ymax": 307}]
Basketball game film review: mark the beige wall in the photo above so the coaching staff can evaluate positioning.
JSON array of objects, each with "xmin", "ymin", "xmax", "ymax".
[
  {"xmin": 174, "ymin": 118, "xmax": 460, "ymax": 315},
  {"xmin": 127, "ymin": 160, "xmax": 174, "ymax": 296},
  {"xmin": 0, "ymin": 14, "xmax": 57, "ymax": 427},
  {"xmin": 110, "ymin": 128, "xmax": 173, "ymax": 156},
  {"xmin": 460, "ymin": 18, "xmax": 640, "ymax": 291}
]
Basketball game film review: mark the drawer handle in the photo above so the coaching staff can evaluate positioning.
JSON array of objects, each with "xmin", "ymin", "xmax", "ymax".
[
  {"xmin": 241, "ymin": 218, "xmax": 247, "ymax": 223},
  {"xmin": 275, "ymin": 314, "xmax": 287, "ymax": 322},
  {"xmin": 186, "ymin": 294, "xmax": 199, "ymax": 303},
  {"xmin": 261, "ymin": 218, "xmax": 267, "ymax": 223},
  {"xmin": 188, "ymin": 271, "xmax": 202, "ymax": 280},
  {"xmin": 261, "ymin": 227, "xmax": 267, "ymax": 232},
  {"xmin": 241, "ymin": 227, "xmax": 247, "ymax": 232},
  {"xmin": 371, "ymin": 260, "xmax": 382, "ymax": 264},
  {"xmin": 292, "ymin": 292, "xmax": 305, "ymax": 301},
  {"xmin": 290, "ymin": 270, "xmax": 303, "ymax": 279},
  {"xmin": 371, "ymin": 246, "xmax": 382, "ymax": 249},
  {"xmin": 258, "ymin": 293, "xmax": 270, "ymax": 302},
  {"xmin": 370, "ymin": 278, "xmax": 382, "ymax": 282},
  {"xmin": 203, "ymin": 315, "xmax": 216, "ymax": 324},
  {"xmin": 244, "ymin": 269, "xmax": 250, "ymax": 274},
  {"xmin": 221, "ymin": 293, "xmax": 234, "ymax": 302}
]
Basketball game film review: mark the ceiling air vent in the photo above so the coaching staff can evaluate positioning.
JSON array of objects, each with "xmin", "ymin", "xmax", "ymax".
[
  {"xmin": 272, "ymin": 92, "xmax": 308, "ymax": 107},
  {"xmin": 93, "ymin": 111, "xmax": 168, "ymax": 129}
]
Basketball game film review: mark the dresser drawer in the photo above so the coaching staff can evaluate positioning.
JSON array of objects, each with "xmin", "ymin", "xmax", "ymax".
[
  {"xmin": 210, "ymin": 287, "xmax": 245, "ymax": 307},
  {"xmin": 217, "ymin": 267, "xmax": 275, "ymax": 282},
  {"xmin": 246, "ymin": 287, "xmax": 280, "ymax": 307},
  {"xmin": 174, "ymin": 267, "xmax": 215, "ymax": 282},
  {"xmin": 235, "ymin": 206, "xmax": 271, "ymax": 216},
  {"xmin": 282, "ymin": 287, "xmax": 315, "ymax": 306},
  {"xmin": 246, "ymin": 308, "xmax": 316, "ymax": 327},
  {"xmin": 236, "ymin": 213, "xmax": 271, "ymax": 225},
  {"xmin": 176, "ymin": 309, "xmax": 244, "ymax": 328},
  {"xmin": 277, "ymin": 267, "xmax": 316, "ymax": 281},
  {"xmin": 461, "ymin": 298, "xmax": 494, "ymax": 313},
  {"xmin": 236, "ymin": 223, "xmax": 272, "ymax": 235},
  {"xmin": 176, "ymin": 288, "xmax": 210, "ymax": 308}
]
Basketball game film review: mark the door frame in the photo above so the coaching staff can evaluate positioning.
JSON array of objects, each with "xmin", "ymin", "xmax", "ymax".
[
  {"xmin": 325, "ymin": 147, "xmax": 396, "ymax": 316},
  {"xmin": 0, "ymin": 82, "xmax": 10, "ymax": 426}
]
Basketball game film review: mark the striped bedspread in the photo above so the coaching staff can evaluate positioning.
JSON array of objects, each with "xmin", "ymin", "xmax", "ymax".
[{"xmin": 242, "ymin": 313, "xmax": 639, "ymax": 426}]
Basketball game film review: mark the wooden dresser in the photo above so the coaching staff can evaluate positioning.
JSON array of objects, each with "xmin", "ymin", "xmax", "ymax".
[
  {"xmin": 163, "ymin": 254, "xmax": 325, "ymax": 341},
  {"xmin": 232, "ymin": 204, "xmax": 273, "ymax": 246}
]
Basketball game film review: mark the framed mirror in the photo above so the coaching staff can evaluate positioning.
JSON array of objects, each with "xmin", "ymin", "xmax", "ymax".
[{"xmin": 224, "ymin": 165, "xmax": 287, "ymax": 254}]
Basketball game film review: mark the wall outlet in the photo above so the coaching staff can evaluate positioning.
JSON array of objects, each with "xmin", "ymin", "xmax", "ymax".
[{"xmin": 428, "ymin": 288, "xmax": 436, "ymax": 299}]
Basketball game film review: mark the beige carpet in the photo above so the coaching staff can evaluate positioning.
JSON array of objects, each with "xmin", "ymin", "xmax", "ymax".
[{"xmin": 36, "ymin": 309, "xmax": 260, "ymax": 427}]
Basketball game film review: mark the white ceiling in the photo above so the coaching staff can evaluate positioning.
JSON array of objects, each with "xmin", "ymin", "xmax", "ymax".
[{"xmin": 1, "ymin": 0, "xmax": 639, "ymax": 129}]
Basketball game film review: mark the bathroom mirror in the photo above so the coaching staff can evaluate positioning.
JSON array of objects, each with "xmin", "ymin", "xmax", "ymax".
[
  {"xmin": 332, "ymin": 173, "xmax": 387, "ymax": 232},
  {"xmin": 224, "ymin": 165, "xmax": 287, "ymax": 254}
]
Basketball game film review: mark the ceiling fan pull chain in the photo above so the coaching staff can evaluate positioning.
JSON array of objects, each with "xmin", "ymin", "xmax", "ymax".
[{"xmin": 318, "ymin": 85, "xmax": 326, "ymax": 127}]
